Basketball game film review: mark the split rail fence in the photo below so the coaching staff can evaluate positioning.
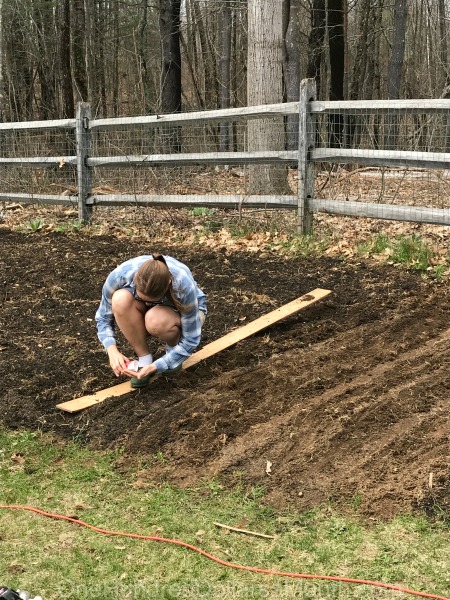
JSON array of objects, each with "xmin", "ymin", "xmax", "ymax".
[{"xmin": 1, "ymin": 78, "xmax": 450, "ymax": 232}]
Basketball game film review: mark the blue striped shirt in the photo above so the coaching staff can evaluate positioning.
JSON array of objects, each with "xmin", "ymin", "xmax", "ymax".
[{"xmin": 95, "ymin": 255, "xmax": 207, "ymax": 373}]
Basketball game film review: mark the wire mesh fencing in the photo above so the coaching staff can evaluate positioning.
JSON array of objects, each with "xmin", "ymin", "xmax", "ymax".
[
  {"xmin": 1, "ymin": 90, "xmax": 450, "ymax": 241},
  {"xmin": 311, "ymin": 103, "xmax": 450, "ymax": 220},
  {"xmin": 0, "ymin": 128, "xmax": 78, "ymax": 198}
]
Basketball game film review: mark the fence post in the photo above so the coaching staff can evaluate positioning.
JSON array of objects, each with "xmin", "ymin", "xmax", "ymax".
[
  {"xmin": 76, "ymin": 102, "xmax": 92, "ymax": 223},
  {"xmin": 297, "ymin": 78, "xmax": 317, "ymax": 234}
]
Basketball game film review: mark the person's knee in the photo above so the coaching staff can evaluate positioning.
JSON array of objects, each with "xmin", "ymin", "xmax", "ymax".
[
  {"xmin": 145, "ymin": 307, "xmax": 180, "ymax": 338},
  {"xmin": 111, "ymin": 289, "xmax": 134, "ymax": 316}
]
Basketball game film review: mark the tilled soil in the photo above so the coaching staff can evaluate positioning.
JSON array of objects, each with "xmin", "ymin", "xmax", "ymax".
[{"xmin": 1, "ymin": 227, "xmax": 449, "ymax": 518}]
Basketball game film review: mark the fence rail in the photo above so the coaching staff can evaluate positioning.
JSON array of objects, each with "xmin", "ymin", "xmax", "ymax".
[
  {"xmin": 87, "ymin": 151, "xmax": 298, "ymax": 168},
  {"xmin": 311, "ymin": 149, "xmax": 450, "ymax": 169},
  {"xmin": 90, "ymin": 102, "xmax": 300, "ymax": 129},
  {"xmin": 0, "ymin": 80, "xmax": 449, "ymax": 230},
  {"xmin": 0, "ymin": 192, "xmax": 77, "ymax": 206},
  {"xmin": 87, "ymin": 194, "xmax": 298, "ymax": 209},
  {"xmin": 312, "ymin": 99, "xmax": 450, "ymax": 113}
]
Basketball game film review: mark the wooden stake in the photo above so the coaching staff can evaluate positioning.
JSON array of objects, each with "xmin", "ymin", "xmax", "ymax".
[
  {"xmin": 56, "ymin": 288, "xmax": 331, "ymax": 413},
  {"xmin": 213, "ymin": 521, "xmax": 275, "ymax": 539}
]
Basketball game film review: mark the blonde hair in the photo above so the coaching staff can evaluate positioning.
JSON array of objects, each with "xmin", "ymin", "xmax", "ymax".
[{"xmin": 134, "ymin": 254, "xmax": 190, "ymax": 313}]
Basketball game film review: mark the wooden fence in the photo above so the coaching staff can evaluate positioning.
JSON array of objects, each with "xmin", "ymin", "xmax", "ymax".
[{"xmin": 1, "ymin": 78, "xmax": 450, "ymax": 232}]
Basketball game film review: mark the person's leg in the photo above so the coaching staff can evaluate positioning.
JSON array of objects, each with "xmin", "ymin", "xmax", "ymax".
[
  {"xmin": 111, "ymin": 289, "xmax": 150, "ymax": 356},
  {"xmin": 144, "ymin": 305, "xmax": 181, "ymax": 346}
]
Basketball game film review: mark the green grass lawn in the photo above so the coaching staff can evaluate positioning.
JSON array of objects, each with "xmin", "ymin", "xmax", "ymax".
[{"xmin": 0, "ymin": 428, "xmax": 449, "ymax": 600}]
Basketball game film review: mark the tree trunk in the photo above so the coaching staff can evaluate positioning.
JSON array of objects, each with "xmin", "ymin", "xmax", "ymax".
[
  {"xmin": 349, "ymin": 0, "xmax": 370, "ymax": 101},
  {"xmin": 35, "ymin": 0, "xmax": 57, "ymax": 119},
  {"xmin": 72, "ymin": 0, "xmax": 88, "ymax": 102},
  {"xmin": 437, "ymin": 0, "xmax": 450, "ymax": 149},
  {"xmin": 327, "ymin": 0, "xmax": 345, "ymax": 147},
  {"xmin": 386, "ymin": 0, "xmax": 408, "ymax": 149},
  {"xmin": 56, "ymin": 0, "xmax": 74, "ymax": 118},
  {"xmin": 348, "ymin": 0, "xmax": 370, "ymax": 147},
  {"xmin": 0, "ymin": 0, "xmax": 4, "ymax": 120},
  {"xmin": 438, "ymin": 0, "xmax": 449, "ymax": 96},
  {"xmin": 159, "ymin": 0, "xmax": 182, "ymax": 113},
  {"xmin": 97, "ymin": 0, "xmax": 107, "ymax": 116},
  {"xmin": 4, "ymin": 2, "xmax": 34, "ymax": 120},
  {"xmin": 368, "ymin": 0, "xmax": 383, "ymax": 100},
  {"xmin": 247, "ymin": 0, "xmax": 288, "ymax": 194},
  {"xmin": 388, "ymin": 0, "xmax": 407, "ymax": 99},
  {"xmin": 219, "ymin": 3, "xmax": 232, "ymax": 151},
  {"xmin": 191, "ymin": 1, "xmax": 218, "ymax": 110},
  {"xmin": 159, "ymin": 0, "xmax": 182, "ymax": 152},
  {"xmin": 307, "ymin": 0, "xmax": 326, "ymax": 98},
  {"xmin": 136, "ymin": 0, "xmax": 152, "ymax": 113},
  {"xmin": 111, "ymin": 0, "xmax": 120, "ymax": 116},
  {"xmin": 283, "ymin": 0, "xmax": 301, "ymax": 150},
  {"xmin": 84, "ymin": 0, "xmax": 98, "ymax": 114}
]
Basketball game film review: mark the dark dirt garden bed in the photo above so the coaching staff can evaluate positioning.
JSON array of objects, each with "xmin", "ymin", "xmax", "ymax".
[{"xmin": 1, "ymin": 225, "xmax": 449, "ymax": 519}]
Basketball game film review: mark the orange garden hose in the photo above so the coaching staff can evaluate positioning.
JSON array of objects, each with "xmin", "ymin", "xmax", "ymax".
[{"xmin": 1, "ymin": 504, "xmax": 448, "ymax": 600}]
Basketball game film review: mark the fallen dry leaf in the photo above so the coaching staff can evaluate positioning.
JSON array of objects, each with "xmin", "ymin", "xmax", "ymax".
[{"xmin": 11, "ymin": 453, "xmax": 25, "ymax": 464}]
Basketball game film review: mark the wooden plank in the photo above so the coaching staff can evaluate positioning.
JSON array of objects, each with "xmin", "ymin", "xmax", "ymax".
[
  {"xmin": 181, "ymin": 289, "xmax": 331, "ymax": 369},
  {"xmin": 56, "ymin": 289, "xmax": 331, "ymax": 413},
  {"xmin": 56, "ymin": 382, "xmax": 134, "ymax": 413}
]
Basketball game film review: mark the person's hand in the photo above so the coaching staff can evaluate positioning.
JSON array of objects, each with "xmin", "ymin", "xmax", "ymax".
[
  {"xmin": 107, "ymin": 345, "xmax": 129, "ymax": 377},
  {"xmin": 123, "ymin": 363, "xmax": 158, "ymax": 380}
]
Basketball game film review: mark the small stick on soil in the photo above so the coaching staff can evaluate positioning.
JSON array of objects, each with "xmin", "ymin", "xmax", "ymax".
[{"xmin": 213, "ymin": 521, "xmax": 275, "ymax": 539}]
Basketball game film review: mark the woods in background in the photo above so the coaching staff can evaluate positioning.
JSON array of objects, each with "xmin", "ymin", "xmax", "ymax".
[{"xmin": 0, "ymin": 0, "xmax": 448, "ymax": 122}]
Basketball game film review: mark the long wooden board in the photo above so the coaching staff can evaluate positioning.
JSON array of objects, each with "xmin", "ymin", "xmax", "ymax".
[{"xmin": 56, "ymin": 288, "xmax": 331, "ymax": 413}]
